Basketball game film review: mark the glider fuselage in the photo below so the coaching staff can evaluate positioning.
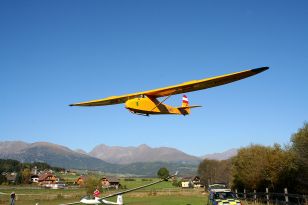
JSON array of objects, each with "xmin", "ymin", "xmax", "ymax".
[{"xmin": 125, "ymin": 96, "xmax": 189, "ymax": 115}]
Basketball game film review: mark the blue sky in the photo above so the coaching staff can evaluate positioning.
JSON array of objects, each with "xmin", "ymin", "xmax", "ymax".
[{"xmin": 0, "ymin": 0, "xmax": 307, "ymax": 156}]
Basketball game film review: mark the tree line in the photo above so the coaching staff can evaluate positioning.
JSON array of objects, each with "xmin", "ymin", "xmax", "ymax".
[{"xmin": 198, "ymin": 123, "xmax": 308, "ymax": 194}]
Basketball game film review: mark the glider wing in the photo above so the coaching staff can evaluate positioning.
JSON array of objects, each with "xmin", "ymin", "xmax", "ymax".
[
  {"xmin": 143, "ymin": 67, "xmax": 268, "ymax": 97},
  {"xmin": 70, "ymin": 67, "xmax": 268, "ymax": 107},
  {"xmin": 69, "ymin": 93, "xmax": 144, "ymax": 106}
]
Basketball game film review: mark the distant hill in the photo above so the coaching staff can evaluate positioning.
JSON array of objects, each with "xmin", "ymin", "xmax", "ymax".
[
  {"xmin": 0, "ymin": 141, "xmax": 198, "ymax": 176},
  {"xmin": 89, "ymin": 144, "xmax": 201, "ymax": 164},
  {"xmin": 0, "ymin": 141, "xmax": 117, "ymax": 171},
  {"xmin": 0, "ymin": 141, "xmax": 29, "ymax": 154},
  {"xmin": 201, "ymin": 148, "xmax": 238, "ymax": 160}
]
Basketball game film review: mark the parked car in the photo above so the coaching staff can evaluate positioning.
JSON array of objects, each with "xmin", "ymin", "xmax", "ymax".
[
  {"xmin": 208, "ymin": 188, "xmax": 241, "ymax": 205},
  {"xmin": 208, "ymin": 183, "xmax": 227, "ymax": 190},
  {"xmin": 44, "ymin": 182, "xmax": 66, "ymax": 189}
]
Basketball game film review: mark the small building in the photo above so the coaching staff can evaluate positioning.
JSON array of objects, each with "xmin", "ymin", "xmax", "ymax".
[
  {"xmin": 31, "ymin": 174, "xmax": 39, "ymax": 183},
  {"xmin": 5, "ymin": 173, "xmax": 17, "ymax": 183},
  {"xmin": 181, "ymin": 176, "xmax": 194, "ymax": 188},
  {"xmin": 191, "ymin": 176, "xmax": 202, "ymax": 188},
  {"xmin": 75, "ymin": 175, "xmax": 87, "ymax": 186},
  {"xmin": 101, "ymin": 176, "xmax": 120, "ymax": 189},
  {"xmin": 181, "ymin": 180, "xmax": 192, "ymax": 188}
]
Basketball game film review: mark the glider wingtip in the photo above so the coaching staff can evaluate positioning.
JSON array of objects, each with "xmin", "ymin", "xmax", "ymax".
[
  {"xmin": 251, "ymin": 66, "xmax": 269, "ymax": 73},
  {"xmin": 261, "ymin": 66, "xmax": 269, "ymax": 71}
]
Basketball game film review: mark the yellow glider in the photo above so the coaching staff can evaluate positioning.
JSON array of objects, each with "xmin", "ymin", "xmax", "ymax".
[{"xmin": 70, "ymin": 67, "xmax": 268, "ymax": 116}]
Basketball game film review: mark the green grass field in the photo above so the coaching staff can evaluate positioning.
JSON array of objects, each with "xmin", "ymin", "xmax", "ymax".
[
  {"xmin": 0, "ymin": 177, "xmax": 206, "ymax": 205},
  {"xmin": 124, "ymin": 195, "xmax": 206, "ymax": 205},
  {"xmin": 0, "ymin": 195, "xmax": 207, "ymax": 205},
  {"xmin": 0, "ymin": 186, "xmax": 207, "ymax": 205},
  {"xmin": 119, "ymin": 178, "xmax": 175, "ymax": 190}
]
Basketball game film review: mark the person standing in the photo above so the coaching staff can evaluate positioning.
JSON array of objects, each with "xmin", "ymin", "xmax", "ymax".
[
  {"xmin": 93, "ymin": 187, "xmax": 100, "ymax": 199},
  {"xmin": 10, "ymin": 192, "xmax": 15, "ymax": 205}
]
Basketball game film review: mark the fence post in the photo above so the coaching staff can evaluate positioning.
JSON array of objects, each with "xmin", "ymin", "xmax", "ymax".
[
  {"xmin": 266, "ymin": 187, "xmax": 269, "ymax": 205},
  {"xmin": 235, "ymin": 189, "xmax": 238, "ymax": 198},
  {"xmin": 254, "ymin": 189, "xmax": 257, "ymax": 203},
  {"xmin": 284, "ymin": 188, "xmax": 288, "ymax": 205},
  {"xmin": 244, "ymin": 189, "xmax": 246, "ymax": 199}
]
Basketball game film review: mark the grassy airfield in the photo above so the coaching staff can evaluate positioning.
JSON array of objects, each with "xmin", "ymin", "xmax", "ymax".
[
  {"xmin": 0, "ymin": 188, "xmax": 206, "ymax": 205},
  {"xmin": 0, "ymin": 177, "xmax": 206, "ymax": 205}
]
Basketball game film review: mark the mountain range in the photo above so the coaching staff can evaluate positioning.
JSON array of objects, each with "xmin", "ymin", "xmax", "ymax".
[
  {"xmin": 0, "ymin": 141, "xmax": 237, "ymax": 176},
  {"xmin": 89, "ymin": 144, "xmax": 201, "ymax": 164}
]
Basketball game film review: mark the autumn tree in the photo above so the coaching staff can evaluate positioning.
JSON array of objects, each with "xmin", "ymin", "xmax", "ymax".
[
  {"xmin": 290, "ymin": 123, "xmax": 308, "ymax": 194},
  {"xmin": 21, "ymin": 168, "xmax": 31, "ymax": 184},
  {"xmin": 198, "ymin": 159, "xmax": 231, "ymax": 187},
  {"xmin": 232, "ymin": 145, "xmax": 268, "ymax": 190},
  {"xmin": 231, "ymin": 144, "xmax": 297, "ymax": 192}
]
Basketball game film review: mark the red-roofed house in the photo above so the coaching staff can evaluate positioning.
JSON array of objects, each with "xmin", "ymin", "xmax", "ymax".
[{"xmin": 38, "ymin": 172, "xmax": 58, "ymax": 185}]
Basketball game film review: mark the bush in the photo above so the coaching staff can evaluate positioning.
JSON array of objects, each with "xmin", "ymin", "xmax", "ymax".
[{"xmin": 84, "ymin": 175, "xmax": 101, "ymax": 195}]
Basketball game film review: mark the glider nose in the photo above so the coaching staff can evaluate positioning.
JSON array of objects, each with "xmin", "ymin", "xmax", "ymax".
[{"xmin": 125, "ymin": 99, "xmax": 133, "ymax": 108}]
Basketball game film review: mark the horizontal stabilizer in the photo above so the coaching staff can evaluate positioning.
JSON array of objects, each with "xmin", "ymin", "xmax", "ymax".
[{"xmin": 177, "ymin": 105, "xmax": 202, "ymax": 110}]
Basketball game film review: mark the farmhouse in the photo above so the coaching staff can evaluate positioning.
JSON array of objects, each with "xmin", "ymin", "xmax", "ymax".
[
  {"xmin": 101, "ymin": 176, "xmax": 120, "ymax": 189},
  {"xmin": 181, "ymin": 176, "xmax": 202, "ymax": 188},
  {"xmin": 38, "ymin": 172, "xmax": 58, "ymax": 185}
]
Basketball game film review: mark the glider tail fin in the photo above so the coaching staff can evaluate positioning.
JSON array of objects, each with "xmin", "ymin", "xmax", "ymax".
[
  {"xmin": 117, "ymin": 195, "xmax": 123, "ymax": 205},
  {"xmin": 178, "ymin": 95, "xmax": 202, "ymax": 115},
  {"xmin": 181, "ymin": 95, "xmax": 191, "ymax": 115},
  {"xmin": 182, "ymin": 95, "xmax": 189, "ymax": 108}
]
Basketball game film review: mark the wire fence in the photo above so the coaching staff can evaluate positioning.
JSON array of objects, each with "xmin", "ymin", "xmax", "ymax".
[{"xmin": 234, "ymin": 188, "xmax": 307, "ymax": 205}]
